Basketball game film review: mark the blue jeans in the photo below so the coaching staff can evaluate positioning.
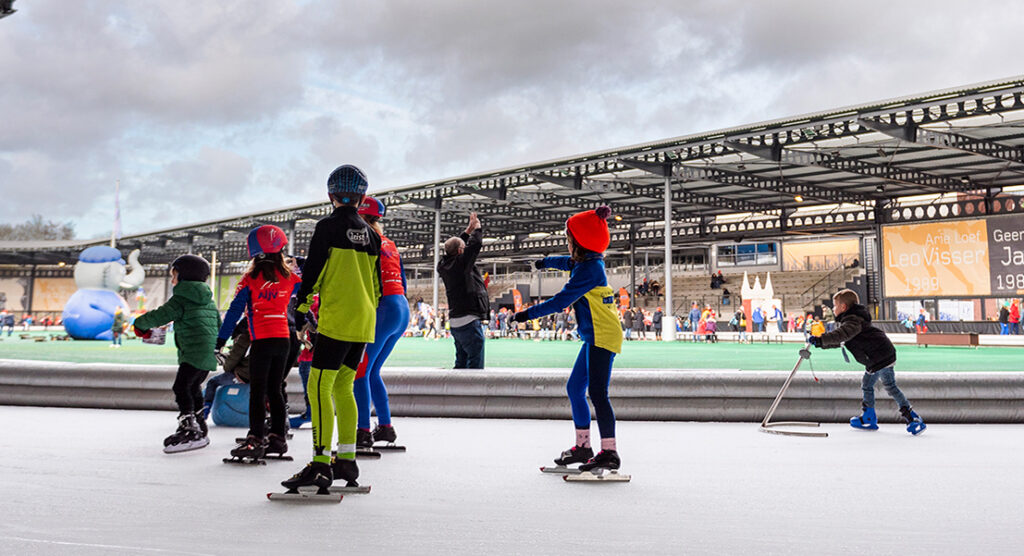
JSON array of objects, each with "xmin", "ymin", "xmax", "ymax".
[
  {"xmin": 203, "ymin": 371, "xmax": 237, "ymax": 407},
  {"xmin": 1012, "ymin": 322, "xmax": 1021, "ymax": 335},
  {"xmin": 451, "ymin": 321, "xmax": 485, "ymax": 369},
  {"xmin": 1000, "ymin": 323, "xmax": 1009, "ymax": 335},
  {"xmin": 297, "ymin": 361, "xmax": 312, "ymax": 415},
  {"xmin": 862, "ymin": 366, "xmax": 909, "ymax": 410}
]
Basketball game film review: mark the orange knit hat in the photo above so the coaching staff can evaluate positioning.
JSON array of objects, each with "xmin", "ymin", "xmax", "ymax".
[{"xmin": 566, "ymin": 206, "xmax": 611, "ymax": 253}]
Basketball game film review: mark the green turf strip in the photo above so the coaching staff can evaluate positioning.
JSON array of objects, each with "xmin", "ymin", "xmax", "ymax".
[{"xmin": 1, "ymin": 332, "xmax": 1020, "ymax": 372}]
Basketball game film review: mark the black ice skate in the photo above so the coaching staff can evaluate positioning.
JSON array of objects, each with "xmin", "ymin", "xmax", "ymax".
[
  {"xmin": 541, "ymin": 445, "xmax": 594, "ymax": 474},
  {"xmin": 223, "ymin": 434, "xmax": 266, "ymax": 465},
  {"xmin": 164, "ymin": 414, "xmax": 209, "ymax": 454},
  {"xmin": 566, "ymin": 450, "xmax": 631, "ymax": 483},
  {"xmin": 357, "ymin": 428, "xmax": 374, "ymax": 449},
  {"xmin": 371, "ymin": 424, "xmax": 406, "ymax": 452},
  {"xmin": 193, "ymin": 410, "xmax": 208, "ymax": 438},
  {"xmin": 331, "ymin": 457, "xmax": 360, "ymax": 487},
  {"xmin": 268, "ymin": 461, "xmax": 341, "ymax": 502},
  {"xmin": 579, "ymin": 449, "xmax": 620, "ymax": 471},
  {"xmin": 264, "ymin": 433, "xmax": 293, "ymax": 461}
]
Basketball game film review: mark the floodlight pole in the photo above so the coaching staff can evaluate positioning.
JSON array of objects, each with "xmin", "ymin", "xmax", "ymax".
[
  {"xmin": 663, "ymin": 169, "xmax": 675, "ymax": 341},
  {"xmin": 432, "ymin": 206, "xmax": 441, "ymax": 313}
]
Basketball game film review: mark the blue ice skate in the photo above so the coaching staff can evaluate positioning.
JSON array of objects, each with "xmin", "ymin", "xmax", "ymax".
[
  {"xmin": 902, "ymin": 408, "xmax": 926, "ymax": 436},
  {"xmin": 850, "ymin": 407, "xmax": 879, "ymax": 430}
]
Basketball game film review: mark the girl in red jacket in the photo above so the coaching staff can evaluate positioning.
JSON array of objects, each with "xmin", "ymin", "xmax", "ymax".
[{"xmin": 218, "ymin": 225, "xmax": 302, "ymax": 461}]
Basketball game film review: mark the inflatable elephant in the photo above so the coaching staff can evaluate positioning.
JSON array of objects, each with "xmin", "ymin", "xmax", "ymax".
[{"xmin": 62, "ymin": 246, "xmax": 145, "ymax": 340}]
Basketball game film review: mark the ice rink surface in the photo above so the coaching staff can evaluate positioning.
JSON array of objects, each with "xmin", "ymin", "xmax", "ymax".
[{"xmin": 1, "ymin": 406, "xmax": 1021, "ymax": 555}]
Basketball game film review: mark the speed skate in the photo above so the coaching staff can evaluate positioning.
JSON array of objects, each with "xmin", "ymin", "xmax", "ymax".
[
  {"xmin": 563, "ymin": 468, "xmax": 631, "ymax": 482},
  {"xmin": 540, "ymin": 465, "xmax": 582, "ymax": 475},
  {"xmin": 267, "ymin": 490, "xmax": 342, "ymax": 503}
]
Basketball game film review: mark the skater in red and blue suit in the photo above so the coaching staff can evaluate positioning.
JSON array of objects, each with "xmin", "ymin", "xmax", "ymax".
[
  {"xmin": 217, "ymin": 225, "xmax": 303, "ymax": 460},
  {"xmin": 513, "ymin": 205, "xmax": 624, "ymax": 472},
  {"xmin": 353, "ymin": 196, "xmax": 409, "ymax": 448}
]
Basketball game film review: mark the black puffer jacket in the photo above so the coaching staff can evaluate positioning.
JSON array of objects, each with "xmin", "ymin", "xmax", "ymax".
[
  {"xmin": 437, "ymin": 228, "xmax": 489, "ymax": 320},
  {"xmin": 819, "ymin": 304, "xmax": 896, "ymax": 373}
]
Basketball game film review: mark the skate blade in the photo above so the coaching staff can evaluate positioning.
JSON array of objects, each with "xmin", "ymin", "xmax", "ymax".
[
  {"xmin": 267, "ymin": 491, "xmax": 342, "ymax": 503},
  {"xmin": 223, "ymin": 457, "xmax": 266, "ymax": 466},
  {"xmin": 356, "ymin": 449, "xmax": 382, "ymax": 460},
  {"xmin": 296, "ymin": 485, "xmax": 371, "ymax": 494},
  {"xmin": 373, "ymin": 444, "xmax": 406, "ymax": 452},
  {"xmin": 563, "ymin": 470, "xmax": 631, "ymax": 482},
  {"xmin": 163, "ymin": 441, "xmax": 209, "ymax": 454},
  {"xmin": 264, "ymin": 455, "xmax": 294, "ymax": 461},
  {"xmin": 540, "ymin": 466, "xmax": 582, "ymax": 475}
]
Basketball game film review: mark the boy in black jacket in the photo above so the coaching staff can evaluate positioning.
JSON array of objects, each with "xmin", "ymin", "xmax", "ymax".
[{"xmin": 809, "ymin": 289, "xmax": 926, "ymax": 435}]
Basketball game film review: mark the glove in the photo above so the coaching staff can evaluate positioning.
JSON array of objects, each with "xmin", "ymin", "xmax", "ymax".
[
  {"xmin": 301, "ymin": 321, "xmax": 317, "ymax": 339},
  {"xmin": 807, "ymin": 336, "xmax": 822, "ymax": 348},
  {"xmin": 215, "ymin": 350, "xmax": 227, "ymax": 366},
  {"xmin": 512, "ymin": 311, "xmax": 529, "ymax": 323},
  {"xmin": 133, "ymin": 325, "xmax": 152, "ymax": 339},
  {"xmin": 533, "ymin": 260, "xmax": 545, "ymax": 270},
  {"xmin": 215, "ymin": 337, "xmax": 227, "ymax": 351}
]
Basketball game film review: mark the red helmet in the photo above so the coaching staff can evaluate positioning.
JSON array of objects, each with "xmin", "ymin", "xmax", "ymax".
[
  {"xmin": 247, "ymin": 225, "xmax": 288, "ymax": 258},
  {"xmin": 358, "ymin": 196, "xmax": 386, "ymax": 218}
]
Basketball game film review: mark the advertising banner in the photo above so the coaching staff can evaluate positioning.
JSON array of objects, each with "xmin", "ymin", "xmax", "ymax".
[{"xmin": 883, "ymin": 214, "xmax": 1024, "ymax": 298}]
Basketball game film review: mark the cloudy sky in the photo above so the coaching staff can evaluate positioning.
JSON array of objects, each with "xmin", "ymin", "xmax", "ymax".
[{"xmin": 1, "ymin": 0, "xmax": 1023, "ymax": 239}]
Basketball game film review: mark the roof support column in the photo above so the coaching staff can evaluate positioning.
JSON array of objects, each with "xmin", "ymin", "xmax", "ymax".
[
  {"xmin": 285, "ymin": 221, "xmax": 296, "ymax": 256},
  {"xmin": 432, "ymin": 204, "xmax": 442, "ymax": 314},
  {"xmin": 663, "ymin": 171, "xmax": 675, "ymax": 342}
]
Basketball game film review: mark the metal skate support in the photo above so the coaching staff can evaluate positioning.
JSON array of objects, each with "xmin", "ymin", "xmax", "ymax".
[{"xmin": 759, "ymin": 344, "xmax": 828, "ymax": 438}]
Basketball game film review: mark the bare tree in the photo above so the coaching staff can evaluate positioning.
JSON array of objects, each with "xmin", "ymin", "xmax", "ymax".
[{"xmin": 0, "ymin": 214, "xmax": 75, "ymax": 241}]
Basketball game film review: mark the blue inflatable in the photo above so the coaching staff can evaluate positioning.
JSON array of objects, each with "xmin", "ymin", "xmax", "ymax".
[
  {"xmin": 62, "ymin": 246, "xmax": 145, "ymax": 340},
  {"xmin": 211, "ymin": 383, "xmax": 250, "ymax": 427}
]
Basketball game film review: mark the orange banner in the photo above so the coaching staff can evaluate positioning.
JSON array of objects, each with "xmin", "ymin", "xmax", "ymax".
[
  {"xmin": 512, "ymin": 289, "xmax": 523, "ymax": 312},
  {"xmin": 882, "ymin": 220, "xmax": 991, "ymax": 297}
]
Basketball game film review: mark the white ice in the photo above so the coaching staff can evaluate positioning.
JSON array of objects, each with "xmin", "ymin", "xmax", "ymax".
[{"xmin": 0, "ymin": 406, "xmax": 1020, "ymax": 555}]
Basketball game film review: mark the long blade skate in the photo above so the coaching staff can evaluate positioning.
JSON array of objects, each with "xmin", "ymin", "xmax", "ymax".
[
  {"xmin": 563, "ymin": 469, "xmax": 631, "ymax": 482},
  {"xmin": 267, "ymin": 491, "xmax": 342, "ymax": 503},
  {"xmin": 263, "ymin": 454, "xmax": 294, "ymax": 461},
  {"xmin": 356, "ymin": 448, "xmax": 382, "ymax": 460},
  {"xmin": 373, "ymin": 443, "xmax": 406, "ymax": 452},
  {"xmin": 223, "ymin": 456, "xmax": 266, "ymax": 466},
  {"xmin": 323, "ymin": 485, "xmax": 372, "ymax": 493},
  {"xmin": 540, "ymin": 466, "xmax": 582, "ymax": 475}
]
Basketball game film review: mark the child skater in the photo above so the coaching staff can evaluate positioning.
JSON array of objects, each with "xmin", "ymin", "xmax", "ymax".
[
  {"xmin": 217, "ymin": 225, "xmax": 303, "ymax": 460},
  {"xmin": 809, "ymin": 289, "xmax": 926, "ymax": 435},
  {"xmin": 354, "ymin": 196, "xmax": 409, "ymax": 448},
  {"xmin": 133, "ymin": 255, "xmax": 220, "ymax": 453},
  {"xmin": 282, "ymin": 164, "xmax": 382, "ymax": 492},
  {"xmin": 512, "ymin": 205, "xmax": 624, "ymax": 471}
]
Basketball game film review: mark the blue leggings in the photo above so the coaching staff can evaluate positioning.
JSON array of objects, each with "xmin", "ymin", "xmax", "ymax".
[
  {"xmin": 567, "ymin": 343, "xmax": 617, "ymax": 438},
  {"xmin": 355, "ymin": 295, "xmax": 410, "ymax": 429}
]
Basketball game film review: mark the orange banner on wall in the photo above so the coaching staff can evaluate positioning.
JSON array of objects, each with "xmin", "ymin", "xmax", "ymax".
[
  {"xmin": 512, "ymin": 289, "xmax": 523, "ymax": 312},
  {"xmin": 882, "ymin": 220, "xmax": 991, "ymax": 297}
]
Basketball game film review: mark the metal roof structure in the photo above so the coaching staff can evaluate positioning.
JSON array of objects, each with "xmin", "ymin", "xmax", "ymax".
[{"xmin": 5, "ymin": 75, "xmax": 1024, "ymax": 268}]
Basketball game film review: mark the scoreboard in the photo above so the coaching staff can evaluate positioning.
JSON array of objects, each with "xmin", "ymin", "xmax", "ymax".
[{"xmin": 882, "ymin": 213, "xmax": 1024, "ymax": 298}]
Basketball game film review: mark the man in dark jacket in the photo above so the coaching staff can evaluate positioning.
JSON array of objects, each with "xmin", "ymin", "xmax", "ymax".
[
  {"xmin": 652, "ymin": 307, "xmax": 663, "ymax": 340},
  {"xmin": 809, "ymin": 289, "xmax": 925, "ymax": 435},
  {"xmin": 438, "ymin": 212, "xmax": 488, "ymax": 368}
]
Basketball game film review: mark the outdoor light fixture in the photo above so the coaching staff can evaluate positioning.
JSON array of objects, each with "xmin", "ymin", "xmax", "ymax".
[
  {"xmin": 794, "ymin": 195, "xmax": 804, "ymax": 202},
  {"xmin": 614, "ymin": 215, "xmax": 623, "ymax": 221},
  {"xmin": 876, "ymin": 184, "xmax": 886, "ymax": 193}
]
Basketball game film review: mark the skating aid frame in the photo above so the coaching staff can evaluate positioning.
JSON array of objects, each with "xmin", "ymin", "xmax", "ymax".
[{"xmin": 759, "ymin": 344, "xmax": 828, "ymax": 438}]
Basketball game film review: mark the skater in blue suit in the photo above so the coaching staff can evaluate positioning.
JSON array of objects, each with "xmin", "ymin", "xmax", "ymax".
[{"xmin": 513, "ymin": 205, "xmax": 624, "ymax": 472}]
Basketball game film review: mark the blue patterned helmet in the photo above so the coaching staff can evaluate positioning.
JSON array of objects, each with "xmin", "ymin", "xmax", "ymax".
[{"xmin": 327, "ymin": 164, "xmax": 369, "ymax": 197}]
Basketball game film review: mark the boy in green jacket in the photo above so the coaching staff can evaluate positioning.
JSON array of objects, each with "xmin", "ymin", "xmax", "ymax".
[{"xmin": 134, "ymin": 255, "xmax": 221, "ymax": 453}]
